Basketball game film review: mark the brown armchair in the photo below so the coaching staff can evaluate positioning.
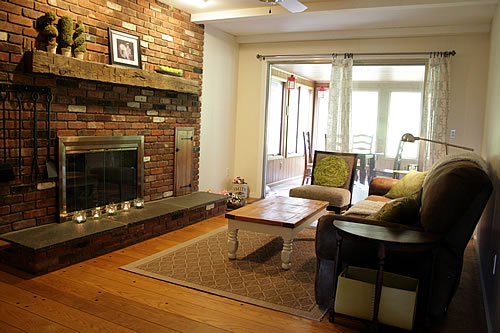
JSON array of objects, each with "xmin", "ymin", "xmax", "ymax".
[{"xmin": 314, "ymin": 154, "xmax": 493, "ymax": 324}]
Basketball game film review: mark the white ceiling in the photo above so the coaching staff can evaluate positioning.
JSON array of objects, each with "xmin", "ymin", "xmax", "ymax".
[
  {"xmin": 159, "ymin": 0, "xmax": 327, "ymax": 14},
  {"xmin": 274, "ymin": 63, "xmax": 331, "ymax": 82},
  {"xmin": 275, "ymin": 64, "xmax": 427, "ymax": 82},
  {"xmin": 158, "ymin": 0, "xmax": 498, "ymax": 81},
  {"xmin": 159, "ymin": 0, "xmax": 497, "ymax": 43}
]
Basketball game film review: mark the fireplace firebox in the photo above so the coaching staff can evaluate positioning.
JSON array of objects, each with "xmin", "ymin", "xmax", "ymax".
[{"xmin": 58, "ymin": 136, "xmax": 144, "ymax": 221}]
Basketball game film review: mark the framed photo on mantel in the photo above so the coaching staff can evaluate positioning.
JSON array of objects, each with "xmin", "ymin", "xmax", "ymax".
[{"xmin": 108, "ymin": 28, "xmax": 142, "ymax": 69}]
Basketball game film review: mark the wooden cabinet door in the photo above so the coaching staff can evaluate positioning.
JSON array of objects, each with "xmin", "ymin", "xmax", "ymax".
[{"xmin": 174, "ymin": 127, "xmax": 194, "ymax": 196}]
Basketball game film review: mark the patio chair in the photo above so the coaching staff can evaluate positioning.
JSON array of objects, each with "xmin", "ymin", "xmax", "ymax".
[{"xmin": 302, "ymin": 131, "xmax": 313, "ymax": 185}]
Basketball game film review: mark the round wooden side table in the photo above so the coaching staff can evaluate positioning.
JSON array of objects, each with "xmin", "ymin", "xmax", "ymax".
[{"xmin": 329, "ymin": 220, "xmax": 440, "ymax": 331}]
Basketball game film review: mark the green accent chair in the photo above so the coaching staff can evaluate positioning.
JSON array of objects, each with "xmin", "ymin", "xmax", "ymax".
[{"xmin": 289, "ymin": 151, "xmax": 358, "ymax": 213}]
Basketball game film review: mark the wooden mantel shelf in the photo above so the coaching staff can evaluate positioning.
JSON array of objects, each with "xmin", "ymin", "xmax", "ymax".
[{"xmin": 25, "ymin": 50, "xmax": 200, "ymax": 95}]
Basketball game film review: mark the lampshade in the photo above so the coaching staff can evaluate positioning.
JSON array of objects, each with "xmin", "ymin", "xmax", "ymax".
[
  {"xmin": 401, "ymin": 133, "xmax": 417, "ymax": 143},
  {"xmin": 287, "ymin": 75, "xmax": 296, "ymax": 90},
  {"xmin": 318, "ymin": 86, "xmax": 327, "ymax": 98},
  {"xmin": 400, "ymin": 133, "xmax": 473, "ymax": 154}
]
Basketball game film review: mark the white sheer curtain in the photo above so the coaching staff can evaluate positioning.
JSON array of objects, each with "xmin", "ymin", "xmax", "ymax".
[
  {"xmin": 419, "ymin": 55, "xmax": 451, "ymax": 170},
  {"xmin": 326, "ymin": 56, "xmax": 353, "ymax": 152}
]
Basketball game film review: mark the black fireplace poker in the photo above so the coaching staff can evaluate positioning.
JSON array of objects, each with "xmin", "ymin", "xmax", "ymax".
[
  {"xmin": 0, "ymin": 84, "xmax": 52, "ymax": 182},
  {"xmin": 0, "ymin": 85, "xmax": 14, "ymax": 182}
]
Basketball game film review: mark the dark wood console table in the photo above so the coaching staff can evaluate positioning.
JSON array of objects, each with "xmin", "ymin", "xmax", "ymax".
[{"xmin": 329, "ymin": 220, "xmax": 441, "ymax": 331}]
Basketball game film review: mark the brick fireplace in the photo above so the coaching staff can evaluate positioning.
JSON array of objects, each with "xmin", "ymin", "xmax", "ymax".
[
  {"xmin": 0, "ymin": 74, "xmax": 202, "ymax": 233},
  {"xmin": 0, "ymin": 0, "xmax": 230, "ymax": 274},
  {"xmin": 0, "ymin": 0, "xmax": 206, "ymax": 235}
]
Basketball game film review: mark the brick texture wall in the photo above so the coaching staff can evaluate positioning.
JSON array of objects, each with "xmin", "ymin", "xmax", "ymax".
[
  {"xmin": 0, "ymin": 0, "xmax": 204, "ymax": 82},
  {"xmin": 0, "ymin": 0, "xmax": 205, "ymax": 234}
]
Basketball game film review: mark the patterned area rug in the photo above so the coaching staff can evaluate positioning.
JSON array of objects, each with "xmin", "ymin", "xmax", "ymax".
[{"xmin": 121, "ymin": 226, "xmax": 327, "ymax": 321}]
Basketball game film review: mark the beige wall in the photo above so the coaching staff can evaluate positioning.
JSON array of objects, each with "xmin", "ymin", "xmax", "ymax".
[
  {"xmin": 234, "ymin": 35, "xmax": 490, "ymax": 197},
  {"xmin": 482, "ymin": 9, "xmax": 500, "ymax": 163},
  {"xmin": 199, "ymin": 26, "xmax": 239, "ymax": 193},
  {"xmin": 478, "ymin": 3, "xmax": 500, "ymax": 332}
]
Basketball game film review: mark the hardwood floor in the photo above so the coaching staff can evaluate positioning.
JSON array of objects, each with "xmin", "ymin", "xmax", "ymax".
[{"xmin": 0, "ymin": 214, "xmax": 486, "ymax": 333}]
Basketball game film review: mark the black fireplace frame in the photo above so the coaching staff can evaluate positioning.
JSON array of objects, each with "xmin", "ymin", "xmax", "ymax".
[{"xmin": 58, "ymin": 136, "xmax": 144, "ymax": 221}]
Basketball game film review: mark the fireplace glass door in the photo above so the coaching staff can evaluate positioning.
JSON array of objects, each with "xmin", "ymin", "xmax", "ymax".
[
  {"xmin": 66, "ymin": 149, "xmax": 137, "ymax": 213},
  {"xmin": 59, "ymin": 136, "xmax": 144, "ymax": 221}
]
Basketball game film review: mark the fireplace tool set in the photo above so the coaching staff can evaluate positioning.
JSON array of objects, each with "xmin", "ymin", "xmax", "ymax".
[{"xmin": 0, "ymin": 84, "xmax": 55, "ymax": 183}]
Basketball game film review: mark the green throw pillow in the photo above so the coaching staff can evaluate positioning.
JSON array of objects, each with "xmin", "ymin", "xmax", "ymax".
[
  {"xmin": 385, "ymin": 170, "xmax": 427, "ymax": 199},
  {"xmin": 313, "ymin": 156, "xmax": 348, "ymax": 187},
  {"xmin": 369, "ymin": 190, "xmax": 422, "ymax": 226}
]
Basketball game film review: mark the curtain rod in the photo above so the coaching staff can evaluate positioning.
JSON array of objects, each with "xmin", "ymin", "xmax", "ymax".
[{"xmin": 256, "ymin": 50, "xmax": 456, "ymax": 61}]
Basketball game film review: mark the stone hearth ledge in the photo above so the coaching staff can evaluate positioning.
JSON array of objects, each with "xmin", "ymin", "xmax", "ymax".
[
  {"xmin": 0, "ymin": 192, "xmax": 227, "ymax": 274},
  {"xmin": 1, "ymin": 192, "xmax": 226, "ymax": 251},
  {"xmin": 24, "ymin": 50, "xmax": 200, "ymax": 95}
]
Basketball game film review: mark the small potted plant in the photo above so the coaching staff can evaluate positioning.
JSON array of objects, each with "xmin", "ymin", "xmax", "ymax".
[
  {"xmin": 44, "ymin": 24, "xmax": 58, "ymax": 54},
  {"xmin": 72, "ymin": 21, "xmax": 86, "ymax": 60},
  {"xmin": 58, "ymin": 15, "xmax": 73, "ymax": 57},
  {"xmin": 37, "ymin": 12, "xmax": 58, "ymax": 53}
]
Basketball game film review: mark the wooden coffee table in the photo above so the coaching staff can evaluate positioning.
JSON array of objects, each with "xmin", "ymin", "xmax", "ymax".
[{"xmin": 225, "ymin": 196, "xmax": 328, "ymax": 269}]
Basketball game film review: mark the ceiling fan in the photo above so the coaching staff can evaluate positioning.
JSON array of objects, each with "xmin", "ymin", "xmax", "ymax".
[{"xmin": 259, "ymin": 0, "xmax": 307, "ymax": 13}]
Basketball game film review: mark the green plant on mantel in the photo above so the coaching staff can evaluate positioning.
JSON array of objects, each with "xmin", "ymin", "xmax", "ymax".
[
  {"xmin": 58, "ymin": 15, "xmax": 73, "ymax": 56},
  {"xmin": 72, "ymin": 21, "xmax": 86, "ymax": 59},
  {"xmin": 36, "ymin": 12, "xmax": 58, "ymax": 54}
]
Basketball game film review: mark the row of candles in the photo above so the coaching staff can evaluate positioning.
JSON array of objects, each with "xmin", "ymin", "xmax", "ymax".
[{"xmin": 73, "ymin": 198, "xmax": 144, "ymax": 223}]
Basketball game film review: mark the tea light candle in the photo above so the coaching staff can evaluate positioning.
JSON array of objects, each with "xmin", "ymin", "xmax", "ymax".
[
  {"xmin": 106, "ymin": 203, "xmax": 117, "ymax": 215},
  {"xmin": 74, "ymin": 210, "xmax": 87, "ymax": 223},
  {"xmin": 134, "ymin": 198, "xmax": 144, "ymax": 209},
  {"xmin": 91, "ymin": 208, "xmax": 101, "ymax": 219},
  {"xmin": 122, "ymin": 201, "xmax": 131, "ymax": 211}
]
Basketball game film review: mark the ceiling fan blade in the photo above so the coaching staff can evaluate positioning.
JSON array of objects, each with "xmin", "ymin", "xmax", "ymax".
[{"xmin": 279, "ymin": 0, "xmax": 307, "ymax": 13}]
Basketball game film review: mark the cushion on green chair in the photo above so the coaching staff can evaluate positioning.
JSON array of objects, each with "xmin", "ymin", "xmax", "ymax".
[
  {"xmin": 369, "ymin": 190, "xmax": 422, "ymax": 226},
  {"xmin": 384, "ymin": 170, "xmax": 427, "ymax": 199},
  {"xmin": 289, "ymin": 185, "xmax": 351, "ymax": 208},
  {"xmin": 313, "ymin": 156, "xmax": 348, "ymax": 188}
]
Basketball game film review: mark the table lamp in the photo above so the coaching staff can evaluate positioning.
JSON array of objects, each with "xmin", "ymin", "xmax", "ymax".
[{"xmin": 401, "ymin": 133, "xmax": 473, "ymax": 154}]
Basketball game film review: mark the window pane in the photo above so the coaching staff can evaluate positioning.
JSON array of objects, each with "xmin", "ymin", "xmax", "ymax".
[
  {"xmin": 353, "ymin": 65, "xmax": 426, "ymax": 82},
  {"xmin": 315, "ymin": 89, "xmax": 329, "ymax": 151},
  {"xmin": 298, "ymin": 86, "xmax": 312, "ymax": 154},
  {"xmin": 353, "ymin": 64, "xmax": 425, "ymax": 163},
  {"xmin": 267, "ymin": 80, "xmax": 284, "ymax": 155},
  {"xmin": 287, "ymin": 88, "xmax": 299, "ymax": 154},
  {"xmin": 351, "ymin": 91, "xmax": 378, "ymax": 152},
  {"xmin": 386, "ymin": 92, "xmax": 422, "ymax": 158}
]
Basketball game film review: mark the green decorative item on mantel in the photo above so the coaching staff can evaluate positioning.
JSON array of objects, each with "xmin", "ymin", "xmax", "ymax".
[
  {"xmin": 155, "ymin": 65, "xmax": 184, "ymax": 76},
  {"xmin": 72, "ymin": 21, "xmax": 86, "ymax": 60},
  {"xmin": 58, "ymin": 15, "xmax": 73, "ymax": 57}
]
